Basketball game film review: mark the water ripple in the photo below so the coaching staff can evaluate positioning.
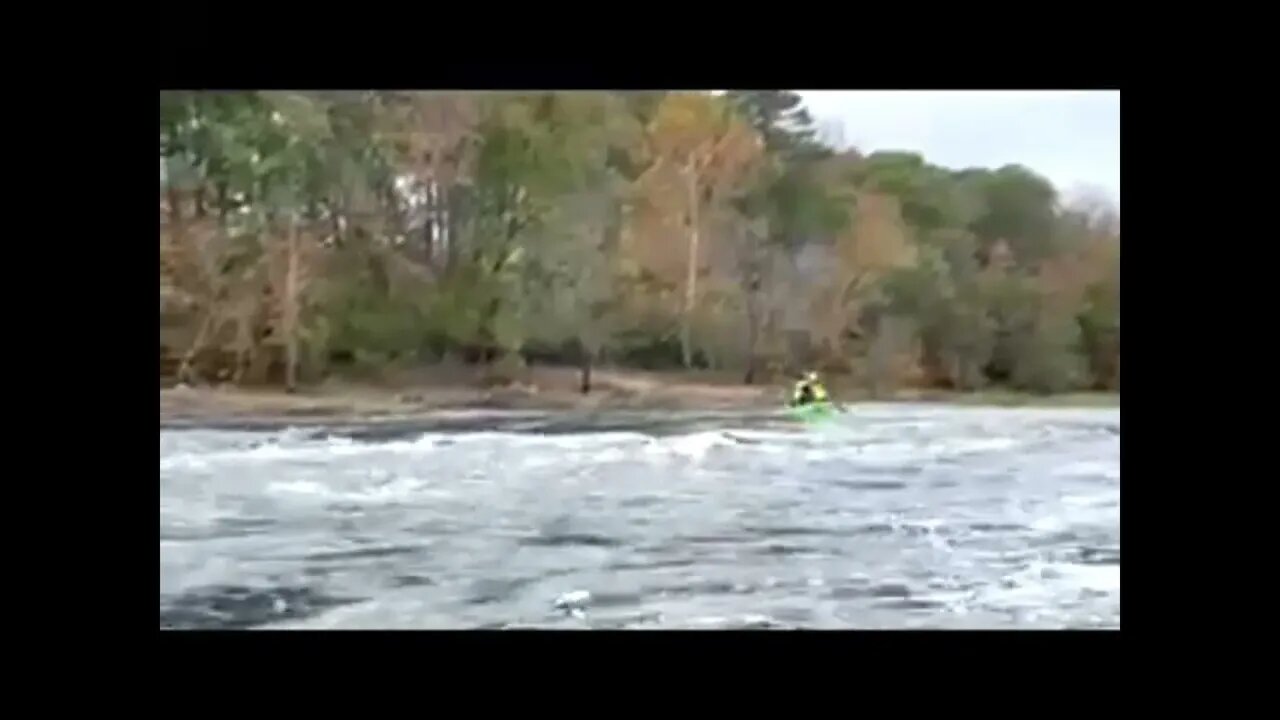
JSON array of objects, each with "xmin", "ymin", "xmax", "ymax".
[{"xmin": 160, "ymin": 405, "xmax": 1120, "ymax": 629}]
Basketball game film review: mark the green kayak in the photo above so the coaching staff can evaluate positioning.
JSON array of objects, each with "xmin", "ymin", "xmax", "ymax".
[{"xmin": 787, "ymin": 401, "xmax": 840, "ymax": 423}]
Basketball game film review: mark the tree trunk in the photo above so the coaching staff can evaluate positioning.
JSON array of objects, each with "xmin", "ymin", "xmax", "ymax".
[
  {"xmin": 744, "ymin": 283, "xmax": 759, "ymax": 385},
  {"xmin": 216, "ymin": 182, "xmax": 229, "ymax": 223},
  {"xmin": 681, "ymin": 166, "xmax": 700, "ymax": 369},
  {"xmin": 579, "ymin": 347, "xmax": 593, "ymax": 394},
  {"xmin": 446, "ymin": 188, "xmax": 463, "ymax": 274},
  {"xmin": 232, "ymin": 336, "xmax": 254, "ymax": 386},
  {"xmin": 422, "ymin": 178, "xmax": 436, "ymax": 264},
  {"xmin": 329, "ymin": 208, "xmax": 345, "ymax": 250},
  {"xmin": 283, "ymin": 214, "xmax": 300, "ymax": 393},
  {"xmin": 177, "ymin": 313, "xmax": 214, "ymax": 385},
  {"xmin": 167, "ymin": 188, "xmax": 183, "ymax": 225},
  {"xmin": 475, "ymin": 206, "xmax": 523, "ymax": 362},
  {"xmin": 742, "ymin": 226, "xmax": 762, "ymax": 385},
  {"xmin": 477, "ymin": 274, "xmax": 506, "ymax": 366}
]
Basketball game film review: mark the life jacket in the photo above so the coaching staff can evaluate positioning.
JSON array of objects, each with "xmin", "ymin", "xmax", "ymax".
[{"xmin": 793, "ymin": 379, "xmax": 829, "ymax": 404}]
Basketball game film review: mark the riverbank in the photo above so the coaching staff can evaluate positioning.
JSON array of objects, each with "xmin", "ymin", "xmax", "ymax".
[
  {"xmin": 159, "ymin": 366, "xmax": 1117, "ymax": 427},
  {"xmin": 160, "ymin": 369, "xmax": 767, "ymax": 426}
]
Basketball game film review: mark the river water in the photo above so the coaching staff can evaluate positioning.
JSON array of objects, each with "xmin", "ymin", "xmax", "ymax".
[{"xmin": 159, "ymin": 404, "xmax": 1120, "ymax": 629}]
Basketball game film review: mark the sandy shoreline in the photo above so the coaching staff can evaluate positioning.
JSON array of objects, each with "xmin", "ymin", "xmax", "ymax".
[
  {"xmin": 161, "ymin": 367, "xmax": 779, "ymax": 427},
  {"xmin": 159, "ymin": 367, "xmax": 1117, "ymax": 430}
]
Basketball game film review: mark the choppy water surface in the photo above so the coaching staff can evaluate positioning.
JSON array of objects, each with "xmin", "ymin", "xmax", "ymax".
[{"xmin": 159, "ymin": 404, "xmax": 1119, "ymax": 629}]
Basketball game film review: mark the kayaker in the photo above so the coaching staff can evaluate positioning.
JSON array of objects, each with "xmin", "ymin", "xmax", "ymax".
[{"xmin": 790, "ymin": 371, "xmax": 830, "ymax": 407}]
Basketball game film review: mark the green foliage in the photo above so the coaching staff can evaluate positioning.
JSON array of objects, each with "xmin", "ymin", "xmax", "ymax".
[
  {"xmin": 881, "ymin": 244, "xmax": 993, "ymax": 390},
  {"xmin": 1009, "ymin": 308, "xmax": 1087, "ymax": 394},
  {"xmin": 854, "ymin": 153, "xmax": 989, "ymax": 234},
  {"xmin": 725, "ymin": 90, "xmax": 823, "ymax": 159},
  {"xmin": 967, "ymin": 165, "xmax": 1060, "ymax": 265},
  {"xmin": 160, "ymin": 90, "xmax": 1119, "ymax": 395},
  {"xmin": 728, "ymin": 91, "xmax": 853, "ymax": 255},
  {"xmin": 1076, "ymin": 259, "xmax": 1120, "ymax": 389},
  {"xmin": 320, "ymin": 259, "xmax": 427, "ymax": 361}
]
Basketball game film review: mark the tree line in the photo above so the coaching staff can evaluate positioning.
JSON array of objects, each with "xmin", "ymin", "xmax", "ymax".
[{"xmin": 159, "ymin": 91, "xmax": 1119, "ymax": 395}]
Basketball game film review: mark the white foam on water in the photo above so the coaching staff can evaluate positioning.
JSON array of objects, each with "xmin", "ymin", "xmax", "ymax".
[
  {"xmin": 162, "ymin": 426, "xmax": 813, "ymax": 478},
  {"xmin": 263, "ymin": 597, "xmax": 402, "ymax": 630},
  {"xmin": 943, "ymin": 436, "xmax": 1021, "ymax": 455},
  {"xmin": 718, "ymin": 430, "xmax": 802, "ymax": 451},
  {"xmin": 266, "ymin": 479, "xmax": 330, "ymax": 497},
  {"xmin": 162, "ymin": 439, "xmax": 359, "ymax": 471},
  {"xmin": 162, "ymin": 405, "xmax": 1119, "ymax": 629},
  {"xmin": 966, "ymin": 557, "xmax": 1119, "ymax": 625},
  {"xmin": 839, "ymin": 434, "xmax": 1023, "ymax": 468},
  {"xmin": 654, "ymin": 431, "xmax": 736, "ymax": 460},
  {"xmin": 161, "ymin": 454, "xmax": 211, "ymax": 472},
  {"xmin": 1052, "ymin": 461, "xmax": 1120, "ymax": 481},
  {"xmin": 683, "ymin": 613, "xmax": 779, "ymax": 629},
  {"xmin": 1053, "ymin": 562, "xmax": 1120, "ymax": 595},
  {"xmin": 554, "ymin": 590, "xmax": 592, "ymax": 610},
  {"xmin": 160, "ymin": 549, "xmax": 250, "ymax": 597},
  {"xmin": 341, "ymin": 476, "xmax": 430, "ymax": 503},
  {"xmin": 1030, "ymin": 514, "xmax": 1068, "ymax": 533},
  {"xmin": 162, "ymin": 429, "xmax": 630, "ymax": 472},
  {"xmin": 1062, "ymin": 491, "xmax": 1119, "ymax": 509},
  {"xmin": 847, "ymin": 441, "xmax": 928, "ymax": 464},
  {"xmin": 265, "ymin": 474, "xmax": 436, "ymax": 505},
  {"xmin": 591, "ymin": 447, "xmax": 634, "ymax": 463}
]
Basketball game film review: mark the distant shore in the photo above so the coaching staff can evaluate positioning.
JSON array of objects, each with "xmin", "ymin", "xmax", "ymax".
[{"xmin": 159, "ymin": 366, "xmax": 1117, "ymax": 428}]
